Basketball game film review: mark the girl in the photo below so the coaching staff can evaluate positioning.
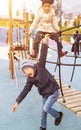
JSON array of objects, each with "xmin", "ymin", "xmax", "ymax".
[{"xmin": 29, "ymin": 0, "xmax": 67, "ymax": 58}]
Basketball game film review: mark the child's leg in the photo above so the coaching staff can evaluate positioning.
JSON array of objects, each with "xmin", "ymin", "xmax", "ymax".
[
  {"xmin": 50, "ymin": 33, "xmax": 68, "ymax": 57},
  {"xmin": 42, "ymin": 90, "xmax": 59, "ymax": 119},
  {"xmin": 42, "ymin": 90, "xmax": 63, "ymax": 126},
  {"xmin": 41, "ymin": 97, "xmax": 47, "ymax": 129},
  {"xmin": 41, "ymin": 90, "xmax": 59, "ymax": 128},
  {"xmin": 30, "ymin": 32, "xmax": 44, "ymax": 58},
  {"xmin": 56, "ymin": 41, "xmax": 68, "ymax": 57}
]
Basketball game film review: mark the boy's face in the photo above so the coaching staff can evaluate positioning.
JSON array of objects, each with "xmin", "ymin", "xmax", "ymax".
[
  {"xmin": 23, "ymin": 67, "xmax": 35, "ymax": 78},
  {"xmin": 42, "ymin": 3, "xmax": 51, "ymax": 13}
]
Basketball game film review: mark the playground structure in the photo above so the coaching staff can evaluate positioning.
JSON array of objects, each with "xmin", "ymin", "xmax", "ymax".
[
  {"xmin": 0, "ymin": 0, "xmax": 81, "ymax": 118},
  {"xmin": 7, "ymin": 0, "xmax": 31, "ymax": 79},
  {"xmin": 1, "ymin": 0, "xmax": 81, "ymax": 89},
  {"xmin": 0, "ymin": 1, "xmax": 35, "ymax": 81},
  {"xmin": 1, "ymin": 0, "xmax": 80, "ymax": 82}
]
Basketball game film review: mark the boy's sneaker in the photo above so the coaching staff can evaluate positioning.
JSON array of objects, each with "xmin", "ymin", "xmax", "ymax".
[
  {"xmin": 55, "ymin": 112, "xmax": 63, "ymax": 126},
  {"xmin": 40, "ymin": 127, "xmax": 46, "ymax": 130},
  {"xmin": 60, "ymin": 51, "xmax": 68, "ymax": 57},
  {"xmin": 30, "ymin": 51, "xmax": 37, "ymax": 58}
]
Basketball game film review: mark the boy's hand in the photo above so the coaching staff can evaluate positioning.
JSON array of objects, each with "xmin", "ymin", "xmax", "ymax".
[
  {"xmin": 42, "ymin": 34, "xmax": 49, "ymax": 44},
  {"xmin": 12, "ymin": 102, "xmax": 19, "ymax": 112}
]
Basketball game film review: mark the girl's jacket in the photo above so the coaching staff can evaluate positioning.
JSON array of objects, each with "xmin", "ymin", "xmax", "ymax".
[
  {"xmin": 16, "ymin": 44, "xmax": 59, "ymax": 104},
  {"xmin": 29, "ymin": 7, "xmax": 60, "ymax": 33}
]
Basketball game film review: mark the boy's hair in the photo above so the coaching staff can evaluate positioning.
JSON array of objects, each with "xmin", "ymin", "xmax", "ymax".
[
  {"xmin": 21, "ymin": 59, "xmax": 34, "ymax": 70},
  {"xmin": 41, "ymin": 0, "xmax": 54, "ymax": 5}
]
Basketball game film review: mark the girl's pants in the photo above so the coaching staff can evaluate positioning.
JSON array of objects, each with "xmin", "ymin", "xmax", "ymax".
[{"xmin": 33, "ymin": 31, "xmax": 62, "ymax": 54}]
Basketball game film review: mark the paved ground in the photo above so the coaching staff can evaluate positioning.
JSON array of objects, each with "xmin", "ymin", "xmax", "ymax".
[{"xmin": 0, "ymin": 41, "xmax": 81, "ymax": 130}]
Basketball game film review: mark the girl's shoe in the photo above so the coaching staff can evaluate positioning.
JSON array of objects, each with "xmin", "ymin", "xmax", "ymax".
[{"xmin": 60, "ymin": 51, "xmax": 68, "ymax": 57}]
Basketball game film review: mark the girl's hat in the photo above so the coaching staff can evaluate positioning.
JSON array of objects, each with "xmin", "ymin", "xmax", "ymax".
[
  {"xmin": 41, "ymin": 0, "xmax": 54, "ymax": 5},
  {"xmin": 21, "ymin": 59, "xmax": 34, "ymax": 70}
]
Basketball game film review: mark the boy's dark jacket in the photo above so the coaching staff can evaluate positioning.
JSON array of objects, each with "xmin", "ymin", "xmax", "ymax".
[{"xmin": 16, "ymin": 44, "xmax": 59, "ymax": 104}]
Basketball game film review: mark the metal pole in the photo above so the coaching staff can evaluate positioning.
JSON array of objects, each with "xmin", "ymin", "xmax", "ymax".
[{"xmin": 57, "ymin": 0, "xmax": 65, "ymax": 103}]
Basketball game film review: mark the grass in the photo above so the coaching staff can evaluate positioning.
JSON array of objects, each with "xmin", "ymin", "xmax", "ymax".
[{"xmin": 61, "ymin": 26, "xmax": 81, "ymax": 44}]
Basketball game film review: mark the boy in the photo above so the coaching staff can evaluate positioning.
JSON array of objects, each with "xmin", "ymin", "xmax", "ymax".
[
  {"xmin": 29, "ymin": 0, "xmax": 67, "ymax": 58},
  {"xmin": 12, "ymin": 34, "xmax": 63, "ymax": 130}
]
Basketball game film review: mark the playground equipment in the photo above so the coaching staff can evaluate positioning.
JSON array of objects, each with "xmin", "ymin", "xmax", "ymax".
[
  {"xmin": 48, "ymin": 27, "xmax": 81, "ymax": 93},
  {"xmin": 0, "ymin": 0, "xmax": 81, "ymax": 117},
  {"xmin": 8, "ymin": 0, "xmax": 30, "ymax": 79},
  {"xmin": 7, "ymin": 0, "xmax": 81, "ymax": 100}
]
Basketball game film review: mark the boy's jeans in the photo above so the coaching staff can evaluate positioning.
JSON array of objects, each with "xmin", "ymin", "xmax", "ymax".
[{"xmin": 41, "ymin": 90, "xmax": 60, "ymax": 128}]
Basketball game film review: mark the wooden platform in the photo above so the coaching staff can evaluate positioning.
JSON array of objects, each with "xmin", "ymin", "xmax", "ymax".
[
  {"xmin": 56, "ymin": 79, "xmax": 81, "ymax": 118},
  {"xmin": 13, "ymin": 49, "xmax": 30, "ymax": 61}
]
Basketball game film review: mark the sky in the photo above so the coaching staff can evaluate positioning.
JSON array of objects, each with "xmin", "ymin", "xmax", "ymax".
[
  {"xmin": 62, "ymin": 0, "xmax": 81, "ymax": 15},
  {"xmin": 0, "ymin": 0, "xmax": 81, "ymax": 18}
]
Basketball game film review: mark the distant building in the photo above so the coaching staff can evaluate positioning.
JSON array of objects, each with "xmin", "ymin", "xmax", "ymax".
[{"xmin": 62, "ymin": 13, "xmax": 81, "ymax": 27}]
